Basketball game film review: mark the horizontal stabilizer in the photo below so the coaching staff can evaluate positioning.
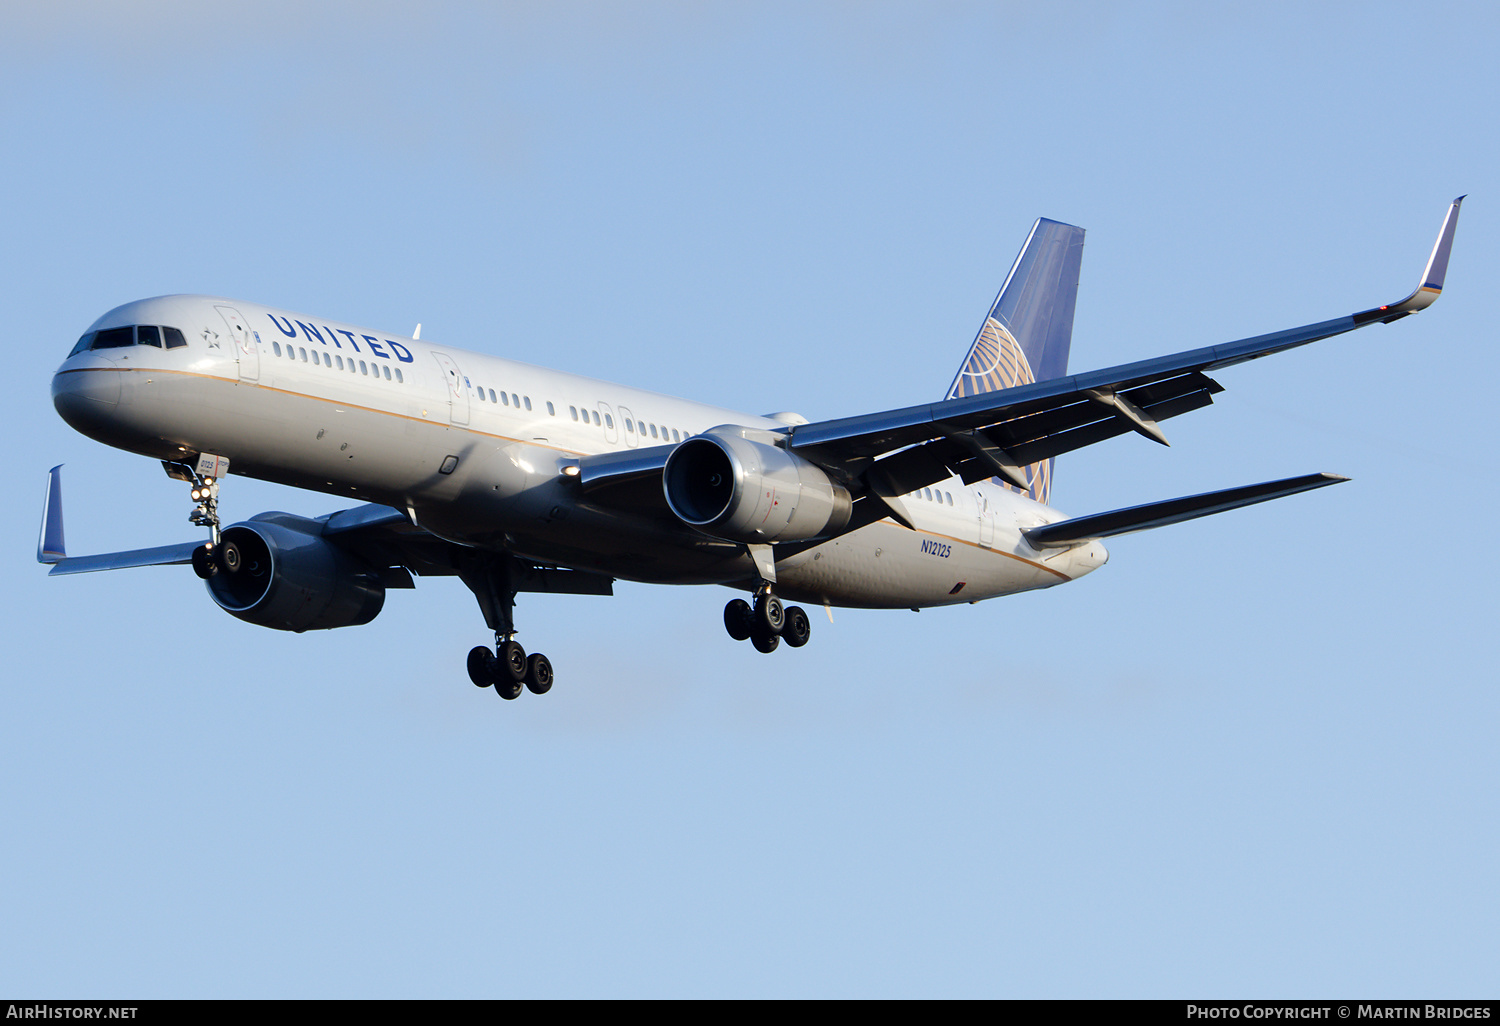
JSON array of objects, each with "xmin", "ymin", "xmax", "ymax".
[{"xmin": 1022, "ymin": 472, "xmax": 1349, "ymax": 549}]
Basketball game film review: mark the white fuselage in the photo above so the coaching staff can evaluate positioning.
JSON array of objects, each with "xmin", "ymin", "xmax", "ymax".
[{"xmin": 52, "ymin": 295, "xmax": 1107, "ymax": 608}]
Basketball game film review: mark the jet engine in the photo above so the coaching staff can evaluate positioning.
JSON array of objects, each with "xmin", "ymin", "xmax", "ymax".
[
  {"xmin": 206, "ymin": 514, "xmax": 387, "ymax": 632},
  {"xmin": 663, "ymin": 426, "xmax": 851, "ymax": 543}
]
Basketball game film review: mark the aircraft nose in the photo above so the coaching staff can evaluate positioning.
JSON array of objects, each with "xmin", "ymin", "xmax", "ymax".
[{"xmin": 52, "ymin": 361, "xmax": 121, "ymax": 435}]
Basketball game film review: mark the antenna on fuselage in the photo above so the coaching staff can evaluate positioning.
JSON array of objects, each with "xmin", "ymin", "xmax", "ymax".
[{"xmin": 413, "ymin": 323, "xmax": 422, "ymax": 340}]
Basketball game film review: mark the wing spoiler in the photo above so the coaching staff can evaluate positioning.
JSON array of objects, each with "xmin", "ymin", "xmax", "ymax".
[{"xmin": 1022, "ymin": 472, "xmax": 1348, "ymax": 549}]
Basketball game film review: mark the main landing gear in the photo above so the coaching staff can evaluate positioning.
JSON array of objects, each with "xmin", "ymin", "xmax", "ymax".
[
  {"xmin": 458, "ymin": 553, "xmax": 555, "ymax": 701},
  {"xmin": 467, "ymin": 642, "xmax": 552, "ymax": 700},
  {"xmin": 723, "ymin": 585, "xmax": 811, "ymax": 654}
]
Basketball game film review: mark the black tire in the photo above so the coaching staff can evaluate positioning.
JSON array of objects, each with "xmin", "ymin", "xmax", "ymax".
[
  {"xmin": 782, "ymin": 606, "xmax": 811, "ymax": 648},
  {"xmin": 723, "ymin": 599, "xmax": 753, "ymax": 641},
  {"xmin": 496, "ymin": 679, "xmax": 523, "ymax": 700},
  {"xmin": 467, "ymin": 646, "xmax": 495, "ymax": 688},
  {"xmin": 750, "ymin": 622, "xmax": 780, "ymax": 653},
  {"xmin": 525, "ymin": 653, "xmax": 554, "ymax": 695},
  {"xmin": 191, "ymin": 545, "xmax": 218, "ymax": 580},
  {"xmin": 219, "ymin": 539, "xmax": 242, "ymax": 573},
  {"xmin": 754, "ymin": 592, "xmax": 784, "ymax": 635},
  {"xmin": 498, "ymin": 640, "xmax": 528, "ymax": 682}
]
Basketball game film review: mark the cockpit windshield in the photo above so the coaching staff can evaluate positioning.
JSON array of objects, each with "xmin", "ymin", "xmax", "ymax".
[{"xmin": 70, "ymin": 324, "xmax": 188, "ymax": 357}]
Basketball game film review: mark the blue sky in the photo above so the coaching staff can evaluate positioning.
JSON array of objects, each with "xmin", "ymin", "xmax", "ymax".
[{"xmin": 2, "ymin": 1, "xmax": 1496, "ymax": 997}]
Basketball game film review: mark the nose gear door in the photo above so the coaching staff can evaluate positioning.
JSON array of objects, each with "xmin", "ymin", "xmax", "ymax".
[{"xmin": 216, "ymin": 305, "xmax": 257, "ymax": 383}]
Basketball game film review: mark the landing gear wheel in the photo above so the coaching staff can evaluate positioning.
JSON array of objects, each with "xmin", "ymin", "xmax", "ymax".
[
  {"xmin": 498, "ymin": 640, "xmax": 528, "ymax": 683},
  {"xmin": 525, "ymin": 653, "xmax": 554, "ymax": 695},
  {"xmin": 750, "ymin": 622, "xmax": 780, "ymax": 654},
  {"xmin": 724, "ymin": 599, "xmax": 753, "ymax": 641},
  {"xmin": 754, "ymin": 592, "xmax": 784, "ymax": 635},
  {"xmin": 219, "ymin": 539, "xmax": 243, "ymax": 573},
  {"xmin": 495, "ymin": 678, "xmax": 523, "ymax": 700},
  {"xmin": 191, "ymin": 545, "xmax": 218, "ymax": 580},
  {"xmin": 782, "ymin": 605, "xmax": 811, "ymax": 648},
  {"xmin": 467, "ymin": 646, "xmax": 496, "ymax": 688}
]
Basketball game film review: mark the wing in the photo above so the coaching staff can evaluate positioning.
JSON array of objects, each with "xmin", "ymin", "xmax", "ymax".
[
  {"xmin": 785, "ymin": 197, "xmax": 1464, "ymax": 494},
  {"xmin": 38, "ymin": 466, "xmax": 614, "ymax": 595}
]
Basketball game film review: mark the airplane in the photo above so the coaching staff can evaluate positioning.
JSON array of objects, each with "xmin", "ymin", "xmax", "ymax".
[{"xmin": 40, "ymin": 199, "xmax": 1463, "ymax": 701}]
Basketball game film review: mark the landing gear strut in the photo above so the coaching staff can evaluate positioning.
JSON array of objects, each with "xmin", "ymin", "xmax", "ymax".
[
  {"xmin": 723, "ymin": 583, "xmax": 811, "ymax": 654},
  {"xmin": 459, "ymin": 553, "xmax": 556, "ymax": 701},
  {"xmin": 164, "ymin": 457, "xmax": 228, "ymax": 580}
]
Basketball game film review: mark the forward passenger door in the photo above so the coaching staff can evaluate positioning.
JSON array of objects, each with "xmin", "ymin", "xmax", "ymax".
[
  {"xmin": 216, "ymin": 305, "xmax": 257, "ymax": 383},
  {"xmin": 431, "ymin": 352, "xmax": 470, "ymax": 426}
]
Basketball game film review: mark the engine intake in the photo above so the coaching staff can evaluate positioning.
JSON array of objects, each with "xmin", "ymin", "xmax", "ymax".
[
  {"xmin": 663, "ymin": 426, "xmax": 851, "ymax": 543},
  {"xmin": 206, "ymin": 514, "xmax": 386, "ymax": 632}
]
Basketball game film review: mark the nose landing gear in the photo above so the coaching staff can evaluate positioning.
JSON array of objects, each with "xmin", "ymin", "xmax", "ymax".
[{"xmin": 164, "ymin": 456, "xmax": 229, "ymax": 580}]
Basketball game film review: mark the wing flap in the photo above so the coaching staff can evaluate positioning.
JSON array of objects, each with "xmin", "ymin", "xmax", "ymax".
[{"xmin": 855, "ymin": 374, "xmax": 1224, "ymax": 498}]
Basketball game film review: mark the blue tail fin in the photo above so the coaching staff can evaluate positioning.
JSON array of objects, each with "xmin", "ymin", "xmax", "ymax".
[{"xmin": 945, "ymin": 217, "xmax": 1085, "ymax": 504}]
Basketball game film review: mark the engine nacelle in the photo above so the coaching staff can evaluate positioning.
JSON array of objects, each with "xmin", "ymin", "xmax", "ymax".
[
  {"xmin": 663, "ymin": 426, "xmax": 852, "ymax": 543},
  {"xmin": 206, "ymin": 514, "xmax": 386, "ymax": 632}
]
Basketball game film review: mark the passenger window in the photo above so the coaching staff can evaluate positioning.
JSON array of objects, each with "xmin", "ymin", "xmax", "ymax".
[
  {"xmin": 478, "ymin": 388, "xmax": 486, "ymax": 402},
  {"xmin": 325, "ymin": 353, "xmax": 332, "ymax": 367},
  {"xmin": 523, "ymin": 397, "xmax": 532, "ymax": 411},
  {"xmin": 604, "ymin": 414, "xmax": 613, "ymax": 428},
  {"xmin": 136, "ymin": 325, "xmax": 162, "ymax": 347},
  {"xmin": 650, "ymin": 424, "xmax": 658, "ymax": 439},
  {"xmin": 383, "ymin": 365, "xmax": 391, "ymax": 380},
  {"xmin": 300, "ymin": 347, "xmax": 308, "ymax": 362},
  {"xmin": 672, "ymin": 429, "xmax": 680, "ymax": 442},
  {"xmin": 570, "ymin": 406, "xmax": 578, "ymax": 421},
  {"xmin": 163, "ymin": 326, "xmax": 187, "ymax": 349},
  {"xmin": 546, "ymin": 401, "xmax": 555, "ymax": 416},
  {"xmin": 592, "ymin": 410, "xmax": 601, "ymax": 426},
  {"xmin": 501, "ymin": 392, "xmax": 509, "ymax": 406},
  {"xmin": 273, "ymin": 341, "xmax": 283, "ymax": 357},
  {"xmin": 512, "ymin": 393, "xmax": 519, "ymax": 408},
  {"xmin": 625, "ymin": 419, "xmax": 634, "ymax": 433},
  {"xmin": 395, "ymin": 368, "xmax": 403, "ymax": 383},
  {"xmin": 336, "ymin": 355, "xmax": 344, "ymax": 369},
  {"xmin": 489, "ymin": 389, "xmax": 496, "ymax": 403},
  {"xmin": 360, "ymin": 361, "xmax": 367, "ymax": 374},
  {"xmin": 92, "ymin": 327, "xmax": 134, "ymax": 349}
]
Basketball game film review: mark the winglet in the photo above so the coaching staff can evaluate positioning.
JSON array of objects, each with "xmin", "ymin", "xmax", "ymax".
[
  {"xmin": 38, "ymin": 465, "xmax": 66, "ymax": 563},
  {"xmin": 1356, "ymin": 196, "xmax": 1464, "ymax": 324}
]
